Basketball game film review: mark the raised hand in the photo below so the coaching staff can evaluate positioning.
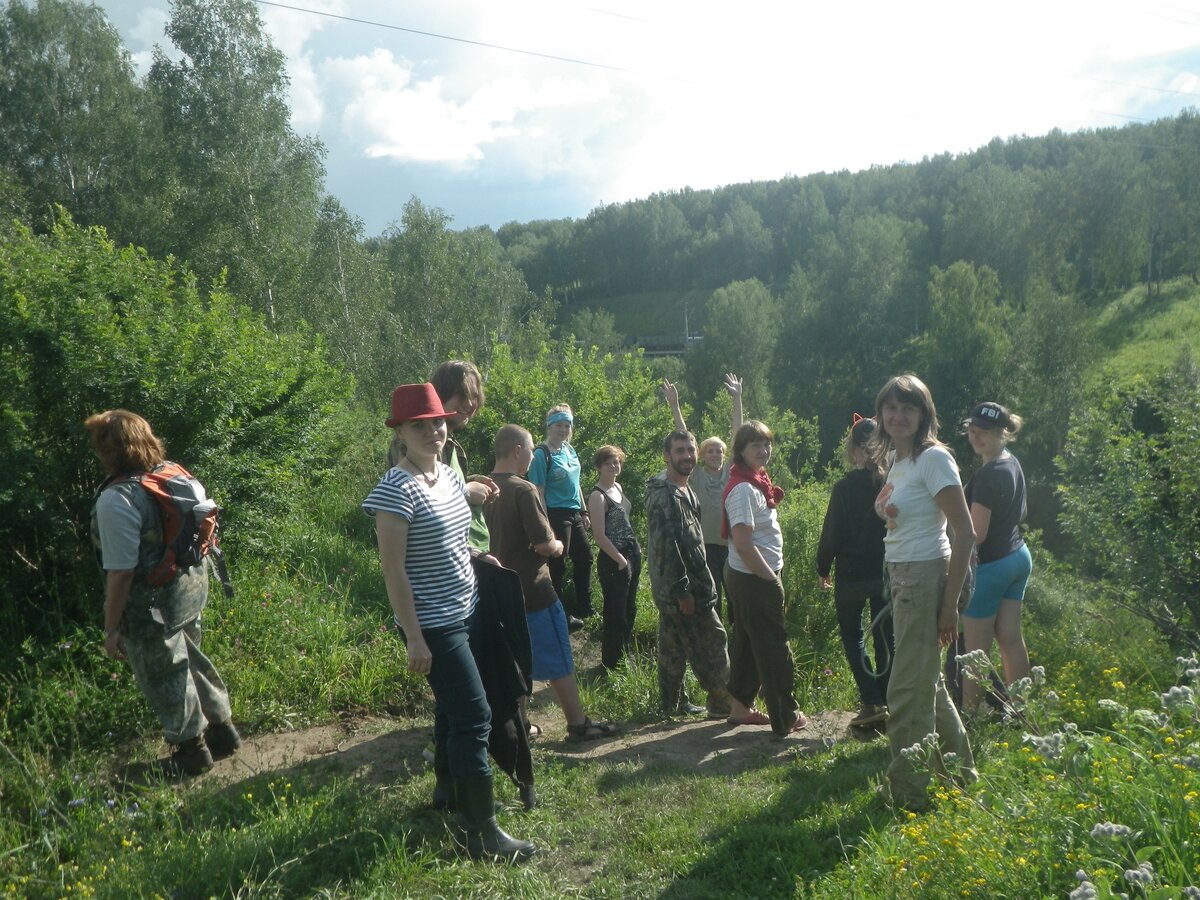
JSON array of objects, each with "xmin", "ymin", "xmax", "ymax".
[{"xmin": 723, "ymin": 373, "xmax": 742, "ymax": 397}]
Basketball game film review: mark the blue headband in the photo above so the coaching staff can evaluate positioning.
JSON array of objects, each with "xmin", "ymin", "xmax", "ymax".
[{"xmin": 546, "ymin": 410, "xmax": 573, "ymax": 427}]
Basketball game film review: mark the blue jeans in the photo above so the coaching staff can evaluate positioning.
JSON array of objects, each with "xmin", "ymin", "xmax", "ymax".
[
  {"xmin": 418, "ymin": 611, "xmax": 492, "ymax": 781},
  {"xmin": 834, "ymin": 578, "xmax": 893, "ymax": 707}
]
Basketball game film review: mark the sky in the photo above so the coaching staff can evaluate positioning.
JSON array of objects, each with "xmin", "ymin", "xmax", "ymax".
[{"xmin": 101, "ymin": 0, "xmax": 1200, "ymax": 235}]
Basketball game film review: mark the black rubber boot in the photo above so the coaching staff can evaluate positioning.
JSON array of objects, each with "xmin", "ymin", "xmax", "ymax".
[
  {"xmin": 431, "ymin": 741, "xmax": 455, "ymax": 811},
  {"xmin": 454, "ymin": 776, "xmax": 536, "ymax": 863},
  {"xmin": 162, "ymin": 734, "xmax": 213, "ymax": 778},
  {"xmin": 204, "ymin": 720, "xmax": 242, "ymax": 760}
]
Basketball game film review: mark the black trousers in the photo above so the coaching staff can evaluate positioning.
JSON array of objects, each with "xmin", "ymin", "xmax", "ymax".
[{"xmin": 546, "ymin": 507, "xmax": 594, "ymax": 617}]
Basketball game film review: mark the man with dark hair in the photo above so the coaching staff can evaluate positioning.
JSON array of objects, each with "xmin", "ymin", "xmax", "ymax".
[{"xmin": 645, "ymin": 431, "xmax": 746, "ymax": 721}]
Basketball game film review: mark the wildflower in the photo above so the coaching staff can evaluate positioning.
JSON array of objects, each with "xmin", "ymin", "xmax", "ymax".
[
  {"xmin": 67, "ymin": 799, "xmax": 84, "ymax": 809},
  {"xmin": 57, "ymin": 642, "xmax": 73, "ymax": 651},
  {"xmin": 105, "ymin": 800, "xmax": 116, "ymax": 809},
  {"xmin": 1090, "ymin": 821, "xmax": 1134, "ymax": 838},
  {"xmin": 1176, "ymin": 655, "xmax": 1199, "ymax": 671},
  {"xmin": 1031, "ymin": 665, "xmax": 1045, "ymax": 686},
  {"xmin": 1179, "ymin": 755, "xmax": 1200, "ymax": 769},
  {"xmin": 1069, "ymin": 882, "xmax": 1098, "ymax": 900},
  {"xmin": 1123, "ymin": 861, "xmax": 1154, "ymax": 886},
  {"xmin": 1043, "ymin": 690, "xmax": 1060, "ymax": 707},
  {"xmin": 1010, "ymin": 676, "xmax": 1033, "ymax": 695},
  {"xmin": 1182, "ymin": 886, "xmax": 1200, "ymax": 899},
  {"xmin": 1097, "ymin": 698, "xmax": 1127, "ymax": 715},
  {"xmin": 1162, "ymin": 685, "xmax": 1196, "ymax": 711},
  {"xmin": 37, "ymin": 809, "xmax": 48, "ymax": 817},
  {"xmin": 1025, "ymin": 731, "xmax": 1067, "ymax": 760}
]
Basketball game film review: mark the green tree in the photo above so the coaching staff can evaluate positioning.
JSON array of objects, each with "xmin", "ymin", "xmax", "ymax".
[
  {"xmin": 914, "ymin": 261, "xmax": 1011, "ymax": 429},
  {"xmin": 0, "ymin": 213, "xmax": 349, "ymax": 639},
  {"xmin": 569, "ymin": 306, "xmax": 624, "ymax": 357},
  {"xmin": 1057, "ymin": 356, "xmax": 1200, "ymax": 652},
  {"xmin": 686, "ymin": 278, "xmax": 779, "ymax": 413},
  {"xmin": 146, "ymin": 0, "xmax": 325, "ymax": 326},
  {"xmin": 0, "ymin": 0, "xmax": 143, "ymax": 231},
  {"xmin": 383, "ymin": 198, "xmax": 548, "ymax": 382}
]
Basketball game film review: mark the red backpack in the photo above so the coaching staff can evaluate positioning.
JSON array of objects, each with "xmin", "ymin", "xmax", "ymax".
[{"xmin": 107, "ymin": 462, "xmax": 234, "ymax": 597}]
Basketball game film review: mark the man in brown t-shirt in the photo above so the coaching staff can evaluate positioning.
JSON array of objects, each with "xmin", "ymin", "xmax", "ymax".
[{"xmin": 485, "ymin": 425, "xmax": 616, "ymax": 742}]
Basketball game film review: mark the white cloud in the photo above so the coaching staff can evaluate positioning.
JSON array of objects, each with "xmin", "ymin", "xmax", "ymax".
[{"xmin": 322, "ymin": 47, "xmax": 610, "ymax": 170}]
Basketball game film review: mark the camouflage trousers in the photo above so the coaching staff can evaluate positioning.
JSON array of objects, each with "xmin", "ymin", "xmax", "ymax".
[
  {"xmin": 656, "ymin": 604, "xmax": 733, "ymax": 714},
  {"xmin": 124, "ymin": 616, "xmax": 231, "ymax": 745}
]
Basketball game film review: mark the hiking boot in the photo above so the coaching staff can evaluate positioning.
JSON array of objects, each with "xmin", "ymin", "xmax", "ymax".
[
  {"xmin": 677, "ymin": 702, "xmax": 705, "ymax": 716},
  {"xmin": 204, "ymin": 720, "xmax": 242, "ymax": 760},
  {"xmin": 163, "ymin": 735, "xmax": 213, "ymax": 778},
  {"xmin": 850, "ymin": 704, "xmax": 889, "ymax": 727},
  {"xmin": 454, "ymin": 776, "xmax": 536, "ymax": 863}
]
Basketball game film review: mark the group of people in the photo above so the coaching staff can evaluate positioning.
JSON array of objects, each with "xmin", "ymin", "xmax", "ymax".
[
  {"xmin": 87, "ymin": 360, "xmax": 1032, "ymax": 861},
  {"xmin": 817, "ymin": 375, "xmax": 1032, "ymax": 811}
]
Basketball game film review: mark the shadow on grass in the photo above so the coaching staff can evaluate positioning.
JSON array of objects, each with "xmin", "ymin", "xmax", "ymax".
[
  {"xmin": 109, "ymin": 723, "xmax": 477, "ymax": 897},
  {"xmin": 656, "ymin": 747, "xmax": 896, "ymax": 900}
]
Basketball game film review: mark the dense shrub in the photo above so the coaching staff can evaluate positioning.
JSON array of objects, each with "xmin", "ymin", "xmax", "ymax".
[
  {"xmin": 1057, "ymin": 354, "xmax": 1200, "ymax": 652},
  {"xmin": 0, "ymin": 215, "xmax": 351, "ymax": 642}
]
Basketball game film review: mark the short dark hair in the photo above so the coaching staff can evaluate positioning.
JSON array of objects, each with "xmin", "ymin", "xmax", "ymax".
[
  {"xmin": 663, "ymin": 430, "xmax": 696, "ymax": 454},
  {"xmin": 494, "ymin": 424, "xmax": 531, "ymax": 460}
]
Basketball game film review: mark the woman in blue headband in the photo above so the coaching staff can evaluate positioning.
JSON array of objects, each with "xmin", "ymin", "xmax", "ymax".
[{"xmin": 528, "ymin": 404, "xmax": 593, "ymax": 630}]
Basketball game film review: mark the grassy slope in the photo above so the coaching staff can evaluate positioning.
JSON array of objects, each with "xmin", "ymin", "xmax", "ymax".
[
  {"xmin": 5, "ymin": 282, "xmax": 1200, "ymax": 897},
  {"xmin": 1091, "ymin": 277, "xmax": 1200, "ymax": 383}
]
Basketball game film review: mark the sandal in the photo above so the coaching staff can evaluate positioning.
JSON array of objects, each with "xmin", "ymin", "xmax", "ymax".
[
  {"xmin": 566, "ymin": 717, "xmax": 617, "ymax": 742},
  {"xmin": 778, "ymin": 712, "xmax": 808, "ymax": 736},
  {"xmin": 727, "ymin": 710, "xmax": 771, "ymax": 726}
]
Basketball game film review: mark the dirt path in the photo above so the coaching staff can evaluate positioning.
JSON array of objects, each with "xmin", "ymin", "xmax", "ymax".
[{"xmin": 189, "ymin": 706, "xmax": 865, "ymax": 790}]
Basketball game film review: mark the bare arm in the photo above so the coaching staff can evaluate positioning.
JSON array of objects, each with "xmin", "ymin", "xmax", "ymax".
[
  {"xmin": 375, "ymin": 511, "xmax": 432, "ymax": 674},
  {"xmin": 662, "ymin": 378, "xmax": 687, "ymax": 432},
  {"xmin": 588, "ymin": 490, "xmax": 627, "ymax": 569},
  {"xmin": 730, "ymin": 523, "xmax": 778, "ymax": 582},
  {"xmin": 935, "ymin": 485, "xmax": 976, "ymax": 646},
  {"xmin": 103, "ymin": 570, "xmax": 135, "ymax": 659},
  {"xmin": 970, "ymin": 502, "xmax": 992, "ymax": 546},
  {"xmin": 725, "ymin": 373, "xmax": 743, "ymax": 437}
]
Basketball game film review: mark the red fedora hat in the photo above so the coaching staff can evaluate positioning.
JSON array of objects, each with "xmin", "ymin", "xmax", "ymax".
[{"xmin": 385, "ymin": 383, "xmax": 447, "ymax": 427}]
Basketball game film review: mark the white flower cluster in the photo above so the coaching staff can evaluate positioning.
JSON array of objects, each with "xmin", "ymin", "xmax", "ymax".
[
  {"xmin": 1024, "ymin": 731, "xmax": 1067, "ymax": 760},
  {"xmin": 1123, "ymin": 861, "xmax": 1155, "ymax": 887},
  {"xmin": 1161, "ymin": 684, "xmax": 1196, "ymax": 711},
  {"xmin": 1069, "ymin": 870, "xmax": 1098, "ymax": 900},
  {"xmin": 1090, "ymin": 821, "xmax": 1134, "ymax": 838},
  {"xmin": 899, "ymin": 733, "xmax": 938, "ymax": 761},
  {"xmin": 1182, "ymin": 885, "xmax": 1200, "ymax": 899},
  {"xmin": 1097, "ymin": 698, "xmax": 1128, "ymax": 716},
  {"xmin": 1030, "ymin": 665, "xmax": 1046, "ymax": 686}
]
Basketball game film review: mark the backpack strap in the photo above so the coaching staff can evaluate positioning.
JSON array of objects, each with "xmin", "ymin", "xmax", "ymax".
[{"xmin": 537, "ymin": 442, "xmax": 554, "ymax": 481}]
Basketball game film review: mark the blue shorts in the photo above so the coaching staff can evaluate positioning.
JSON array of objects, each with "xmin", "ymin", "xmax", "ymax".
[
  {"xmin": 964, "ymin": 544, "xmax": 1033, "ymax": 619},
  {"xmin": 527, "ymin": 600, "xmax": 575, "ymax": 681}
]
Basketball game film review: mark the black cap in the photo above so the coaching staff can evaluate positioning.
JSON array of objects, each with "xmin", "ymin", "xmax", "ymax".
[{"xmin": 965, "ymin": 401, "xmax": 1010, "ymax": 430}]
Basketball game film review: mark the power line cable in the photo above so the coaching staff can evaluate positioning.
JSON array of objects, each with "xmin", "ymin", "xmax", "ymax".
[{"xmin": 253, "ymin": 0, "xmax": 702, "ymax": 84}]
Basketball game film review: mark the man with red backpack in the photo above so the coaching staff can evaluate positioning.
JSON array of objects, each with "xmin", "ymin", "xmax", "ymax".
[{"xmin": 86, "ymin": 409, "xmax": 239, "ymax": 778}]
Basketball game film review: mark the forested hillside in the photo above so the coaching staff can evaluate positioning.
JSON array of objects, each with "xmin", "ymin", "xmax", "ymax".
[{"xmin": 497, "ymin": 114, "xmax": 1200, "ymax": 480}]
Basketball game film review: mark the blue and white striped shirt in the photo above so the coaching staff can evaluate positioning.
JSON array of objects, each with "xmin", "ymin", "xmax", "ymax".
[{"xmin": 363, "ymin": 464, "xmax": 478, "ymax": 629}]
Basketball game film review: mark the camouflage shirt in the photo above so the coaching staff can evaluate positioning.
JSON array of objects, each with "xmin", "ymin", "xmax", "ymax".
[{"xmin": 644, "ymin": 474, "xmax": 716, "ymax": 611}]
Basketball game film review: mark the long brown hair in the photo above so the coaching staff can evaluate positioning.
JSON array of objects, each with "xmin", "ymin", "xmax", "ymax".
[
  {"xmin": 870, "ymin": 374, "xmax": 943, "ymax": 467},
  {"xmin": 84, "ymin": 409, "xmax": 166, "ymax": 475}
]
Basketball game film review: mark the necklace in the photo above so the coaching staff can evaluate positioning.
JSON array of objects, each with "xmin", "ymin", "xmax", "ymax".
[{"xmin": 404, "ymin": 455, "xmax": 440, "ymax": 486}]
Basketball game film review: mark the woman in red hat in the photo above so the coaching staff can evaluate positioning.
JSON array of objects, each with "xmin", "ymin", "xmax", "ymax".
[{"xmin": 363, "ymin": 383, "xmax": 534, "ymax": 863}]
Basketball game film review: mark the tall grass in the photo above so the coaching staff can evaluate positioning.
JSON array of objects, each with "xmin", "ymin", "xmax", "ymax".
[{"xmin": 1, "ymin": 411, "xmax": 1191, "ymax": 897}]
